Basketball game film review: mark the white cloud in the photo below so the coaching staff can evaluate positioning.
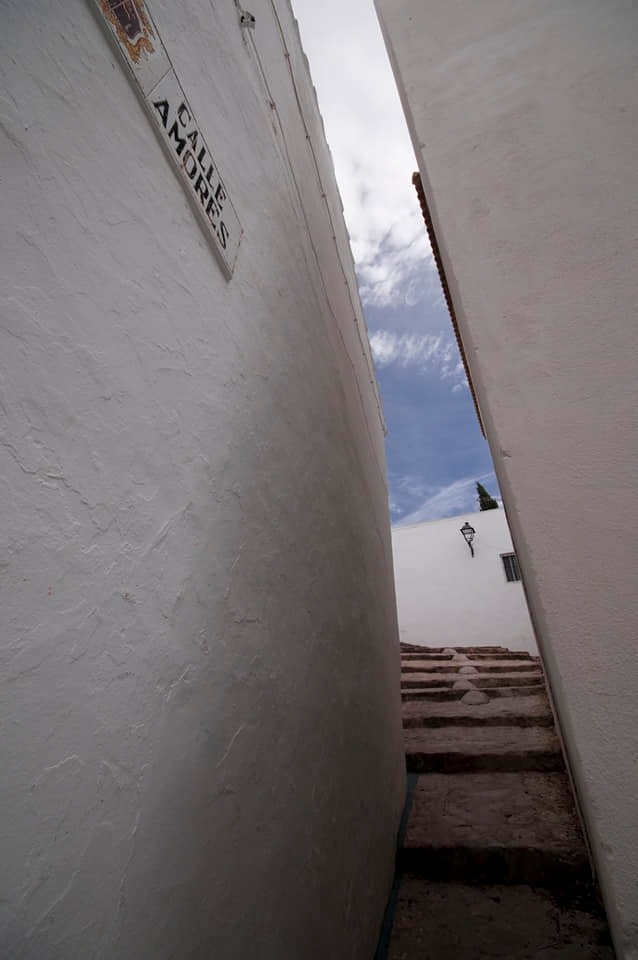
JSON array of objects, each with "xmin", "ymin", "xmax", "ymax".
[
  {"xmin": 357, "ymin": 234, "xmax": 438, "ymax": 307},
  {"xmin": 293, "ymin": 0, "xmax": 434, "ymax": 305},
  {"xmin": 369, "ymin": 329, "xmax": 466, "ymax": 388},
  {"xmin": 388, "ymin": 474, "xmax": 428, "ymax": 520},
  {"xmin": 395, "ymin": 473, "xmax": 499, "ymax": 525}
]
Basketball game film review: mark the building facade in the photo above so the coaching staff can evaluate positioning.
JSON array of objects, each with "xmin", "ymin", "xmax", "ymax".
[
  {"xmin": 0, "ymin": 2, "xmax": 405, "ymax": 956},
  {"xmin": 392, "ymin": 509, "xmax": 537, "ymax": 653},
  {"xmin": 375, "ymin": 1, "xmax": 638, "ymax": 955}
]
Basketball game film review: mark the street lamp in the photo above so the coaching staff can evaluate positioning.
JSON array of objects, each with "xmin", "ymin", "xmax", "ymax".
[{"xmin": 460, "ymin": 521, "xmax": 476, "ymax": 557}]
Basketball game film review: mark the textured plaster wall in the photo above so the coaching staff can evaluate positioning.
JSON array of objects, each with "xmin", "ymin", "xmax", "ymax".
[
  {"xmin": 392, "ymin": 511, "xmax": 537, "ymax": 653},
  {"xmin": 0, "ymin": 2, "xmax": 405, "ymax": 957},
  {"xmin": 375, "ymin": 0, "xmax": 638, "ymax": 955}
]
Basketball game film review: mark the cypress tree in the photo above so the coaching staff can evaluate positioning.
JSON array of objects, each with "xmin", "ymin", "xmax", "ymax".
[{"xmin": 477, "ymin": 481, "xmax": 499, "ymax": 511}]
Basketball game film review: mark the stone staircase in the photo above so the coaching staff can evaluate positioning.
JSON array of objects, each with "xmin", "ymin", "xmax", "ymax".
[{"xmin": 376, "ymin": 644, "xmax": 614, "ymax": 959}]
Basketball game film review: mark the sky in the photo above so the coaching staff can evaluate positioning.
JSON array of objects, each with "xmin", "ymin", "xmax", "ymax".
[{"xmin": 292, "ymin": 0, "xmax": 500, "ymax": 524}]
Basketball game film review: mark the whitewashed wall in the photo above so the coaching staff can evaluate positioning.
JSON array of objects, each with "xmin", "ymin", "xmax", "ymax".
[
  {"xmin": 0, "ymin": 2, "xmax": 405, "ymax": 957},
  {"xmin": 376, "ymin": 1, "xmax": 638, "ymax": 955},
  {"xmin": 392, "ymin": 510, "xmax": 537, "ymax": 653}
]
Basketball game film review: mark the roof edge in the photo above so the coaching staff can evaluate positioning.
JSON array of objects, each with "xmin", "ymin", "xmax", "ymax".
[{"xmin": 412, "ymin": 171, "xmax": 485, "ymax": 437}]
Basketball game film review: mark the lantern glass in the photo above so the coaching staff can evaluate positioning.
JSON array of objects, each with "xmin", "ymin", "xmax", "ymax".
[{"xmin": 460, "ymin": 522, "xmax": 475, "ymax": 544}]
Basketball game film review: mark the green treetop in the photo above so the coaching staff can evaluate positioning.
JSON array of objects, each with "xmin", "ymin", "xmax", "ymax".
[{"xmin": 477, "ymin": 481, "xmax": 499, "ymax": 511}]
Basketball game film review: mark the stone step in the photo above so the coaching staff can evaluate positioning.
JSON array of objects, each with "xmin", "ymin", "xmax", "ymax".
[
  {"xmin": 401, "ymin": 671, "xmax": 542, "ymax": 690},
  {"xmin": 400, "ymin": 772, "xmax": 590, "ymax": 887},
  {"xmin": 401, "ymin": 647, "xmax": 536, "ymax": 659},
  {"xmin": 402, "ymin": 661, "xmax": 541, "ymax": 674},
  {"xmin": 401, "ymin": 653, "xmax": 454, "ymax": 662},
  {"xmin": 404, "ymin": 726, "xmax": 563, "ymax": 773},
  {"xmin": 402, "ymin": 676, "xmax": 459, "ymax": 689},
  {"xmin": 402, "ymin": 683, "xmax": 547, "ymax": 702},
  {"xmin": 386, "ymin": 877, "xmax": 612, "ymax": 960},
  {"xmin": 475, "ymin": 673, "xmax": 542, "ymax": 689},
  {"xmin": 401, "ymin": 652, "xmax": 454, "ymax": 661},
  {"xmin": 469, "ymin": 652, "xmax": 539, "ymax": 661},
  {"xmin": 401, "ymin": 694, "xmax": 553, "ymax": 728},
  {"xmin": 489, "ymin": 684, "xmax": 547, "ymax": 700},
  {"xmin": 402, "ymin": 688, "xmax": 477, "ymax": 703}
]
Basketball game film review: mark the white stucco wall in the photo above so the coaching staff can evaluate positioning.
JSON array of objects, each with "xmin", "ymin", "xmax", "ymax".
[
  {"xmin": 0, "ymin": 2, "xmax": 405, "ymax": 957},
  {"xmin": 375, "ymin": 1, "xmax": 638, "ymax": 955},
  {"xmin": 392, "ymin": 510, "xmax": 537, "ymax": 653}
]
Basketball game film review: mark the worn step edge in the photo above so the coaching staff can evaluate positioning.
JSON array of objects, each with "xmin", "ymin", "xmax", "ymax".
[
  {"xmin": 401, "ymin": 653, "xmax": 537, "ymax": 662},
  {"xmin": 402, "ymin": 677, "xmax": 460, "ymax": 689},
  {"xmin": 397, "ymin": 845, "xmax": 591, "ymax": 887},
  {"xmin": 402, "ymin": 684, "xmax": 546, "ymax": 702},
  {"xmin": 401, "ymin": 645, "xmax": 533, "ymax": 654},
  {"xmin": 469, "ymin": 652, "xmax": 539, "ymax": 661},
  {"xmin": 405, "ymin": 749, "xmax": 564, "ymax": 774},
  {"xmin": 401, "ymin": 649, "xmax": 536, "ymax": 659},
  {"xmin": 400, "ymin": 653, "xmax": 454, "ymax": 661},
  {"xmin": 401, "ymin": 674, "xmax": 542, "ymax": 690},
  {"xmin": 402, "ymin": 713, "xmax": 554, "ymax": 729},
  {"xmin": 476, "ymin": 675, "xmax": 542, "ymax": 689},
  {"xmin": 402, "ymin": 663, "xmax": 541, "ymax": 675},
  {"xmin": 490, "ymin": 684, "xmax": 546, "ymax": 700}
]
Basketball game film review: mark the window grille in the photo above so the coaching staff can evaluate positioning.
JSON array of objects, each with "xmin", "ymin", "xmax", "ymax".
[{"xmin": 501, "ymin": 553, "xmax": 521, "ymax": 582}]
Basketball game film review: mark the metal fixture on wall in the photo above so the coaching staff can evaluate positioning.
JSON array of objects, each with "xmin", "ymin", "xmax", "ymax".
[
  {"xmin": 460, "ymin": 521, "xmax": 476, "ymax": 557},
  {"xmin": 238, "ymin": 7, "xmax": 256, "ymax": 29}
]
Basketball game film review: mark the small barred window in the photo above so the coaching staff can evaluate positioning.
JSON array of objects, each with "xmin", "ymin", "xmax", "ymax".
[{"xmin": 501, "ymin": 553, "xmax": 521, "ymax": 582}]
